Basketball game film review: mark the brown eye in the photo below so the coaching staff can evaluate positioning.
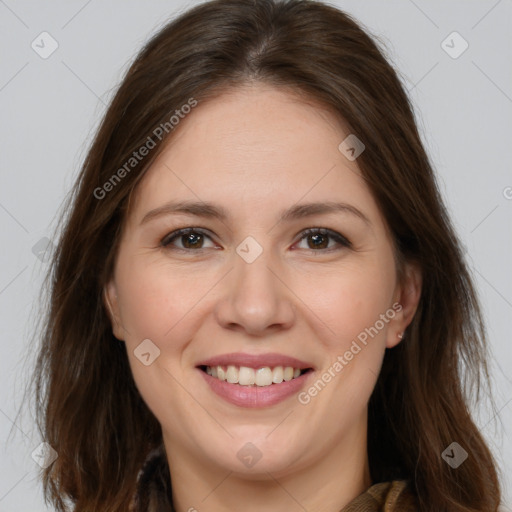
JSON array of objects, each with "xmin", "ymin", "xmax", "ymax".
[
  {"xmin": 181, "ymin": 232, "xmax": 204, "ymax": 249},
  {"xmin": 306, "ymin": 232, "xmax": 329, "ymax": 249},
  {"xmin": 161, "ymin": 228, "xmax": 216, "ymax": 250},
  {"xmin": 295, "ymin": 228, "xmax": 351, "ymax": 251}
]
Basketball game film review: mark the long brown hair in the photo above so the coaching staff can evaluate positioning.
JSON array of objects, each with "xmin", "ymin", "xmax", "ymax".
[{"xmin": 23, "ymin": 0, "xmax": 502, "ymax": 510}]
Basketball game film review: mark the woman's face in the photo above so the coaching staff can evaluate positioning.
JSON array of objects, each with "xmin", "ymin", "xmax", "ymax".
[{"xmin": 106, "ymin": 84, "xmax": 420, "ymax": 479}]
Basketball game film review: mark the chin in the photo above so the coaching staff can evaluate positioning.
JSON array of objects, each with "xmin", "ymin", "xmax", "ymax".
[{"xmin": 200, "ymin": 433, "xmax": 306, "ymax": 477}]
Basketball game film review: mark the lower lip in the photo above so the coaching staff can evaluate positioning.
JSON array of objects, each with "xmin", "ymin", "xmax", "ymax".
[{"xmin": 198, "ymin": 369, "xmax": 312, "ymax": 408}]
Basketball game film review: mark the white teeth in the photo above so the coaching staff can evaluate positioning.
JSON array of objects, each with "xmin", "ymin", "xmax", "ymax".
[
  {"xmin": 272, "ymin": 366, "xmax": 284, "ymax": 384},
  {"xmin": 217, "ymin": 366, "xmax": 226, "ymax": 381},
  {"xmin": 226, "ymin": 365, "xmax": 238, "ymax": 383},
  {"xmin": 255, "ymin": 367, "xmax": 273, "ymax": 386},
  {"xmin": 205, "ymin": 365, "xmax": 306, "ymax": 386},
  {"xmin": 238, "ymin": 366, "xmax": 255, "ymax": 386},
  {"xmin": 283, "ymin": 367, "xmax": 294, "ymax": 381}
]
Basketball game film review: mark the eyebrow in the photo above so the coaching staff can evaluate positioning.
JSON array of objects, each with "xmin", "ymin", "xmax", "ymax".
[{"xmin": 140, "ymin": 200, "xmax": 371, "ymax": 226}]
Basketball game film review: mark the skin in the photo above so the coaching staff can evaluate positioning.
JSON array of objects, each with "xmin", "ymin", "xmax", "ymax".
[{"xmin": 105, "ymin": 83, "xmax": 421, "ymax": 512}]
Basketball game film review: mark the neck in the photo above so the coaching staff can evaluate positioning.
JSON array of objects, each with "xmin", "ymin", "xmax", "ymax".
[{"xmin": 163, "ymin": 414, "xmax": 372, "ymax": 512}]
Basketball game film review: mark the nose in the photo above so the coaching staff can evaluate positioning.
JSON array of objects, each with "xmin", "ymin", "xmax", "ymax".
[{"xmin": 214, "ymin": 250, "xmax": 296, "ymax": 336}]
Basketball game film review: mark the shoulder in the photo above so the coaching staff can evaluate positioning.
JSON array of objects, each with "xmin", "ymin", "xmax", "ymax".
[{"xmin": 341, "ymin": 480, "xmax": 419, "ymax": 512}]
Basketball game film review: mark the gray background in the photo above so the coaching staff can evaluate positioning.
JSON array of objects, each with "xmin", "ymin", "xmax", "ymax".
[{"xmin": 1, "ymin": 0, "xmax": 511, "ymax": 510}]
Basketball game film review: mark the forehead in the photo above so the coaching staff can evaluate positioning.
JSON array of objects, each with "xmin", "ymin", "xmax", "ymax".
[{"xmin": 128, "ymin": 84, "xmax": 379, "ymax": 226}]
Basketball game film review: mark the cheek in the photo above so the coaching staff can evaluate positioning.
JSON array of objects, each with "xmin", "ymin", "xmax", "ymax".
[
  {"xmin": 295, "ymin": 257, "xmax": 396, "ymax": 351},
  {"xmin": 113, "ymin": 256, "xmax": 212, "ymax": 429},
  {"xmin": 115, "ymin": 254, "xmax": 215, "ymax": 344},
  {"xmin": 294, "ymin": 259, "xmax": 396, "ymax": 416}
]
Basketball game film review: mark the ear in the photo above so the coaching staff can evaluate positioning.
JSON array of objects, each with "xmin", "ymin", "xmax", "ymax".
[
  {"xmin": 103, "ymin": 280, "xmax": 125, "ymax": 341},
  {"xmin": 386, "ymin": 262, "xmax": 422, "ymax": 349}
]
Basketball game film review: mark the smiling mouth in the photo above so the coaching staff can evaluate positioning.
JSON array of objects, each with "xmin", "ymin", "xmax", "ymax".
[{"xmin": 198, "ymin": 365, "xmax": 313, "ymax": 387}]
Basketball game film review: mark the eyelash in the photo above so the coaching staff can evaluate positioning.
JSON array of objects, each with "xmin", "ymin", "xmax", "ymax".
[{"xmin": 160, "ymin": 227, "xmax": 352, "ymax": 253}]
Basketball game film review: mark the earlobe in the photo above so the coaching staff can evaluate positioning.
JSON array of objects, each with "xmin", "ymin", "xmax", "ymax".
[
  {"xmin": 103, "ymin": 281, "xmax": 124, "ymax": 341},
  {"xmin": 386, "ymin": 262, "xmax": 422, "ymax": 349}
]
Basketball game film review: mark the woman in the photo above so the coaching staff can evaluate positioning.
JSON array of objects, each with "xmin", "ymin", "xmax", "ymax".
[{"xmin": 30, "ymin": 0, "xmax": 502, "ymax": 510}]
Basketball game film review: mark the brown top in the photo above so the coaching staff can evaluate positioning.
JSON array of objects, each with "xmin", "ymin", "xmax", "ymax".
[
  {"xmin": 339, "ymin": 480, "xmax": 419, "ymax": 512},
  {"xmin": 129, "ymin": 445, "xmax": 419, "ymax": 512}
]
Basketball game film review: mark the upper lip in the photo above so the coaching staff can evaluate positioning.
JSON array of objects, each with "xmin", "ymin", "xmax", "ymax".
[{"xmin": 197, "ymin": 352, "xmax": 314, "ymax": 370}]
